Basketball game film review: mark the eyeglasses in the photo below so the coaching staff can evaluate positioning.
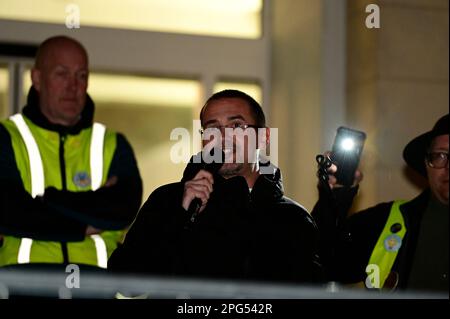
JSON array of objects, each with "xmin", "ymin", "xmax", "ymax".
[
  {"xmin": 426, "ymin": 152, "xmax": 449, "ymax": 169},
  {"xmin": 199, "ymin": 123, "xmax": 259, "ymax": 135}
]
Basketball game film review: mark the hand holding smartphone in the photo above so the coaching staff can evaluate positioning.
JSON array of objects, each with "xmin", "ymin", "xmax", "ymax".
[{"xmin": 330, "ymin": 126, "xmax": 366, "ymax": 186}]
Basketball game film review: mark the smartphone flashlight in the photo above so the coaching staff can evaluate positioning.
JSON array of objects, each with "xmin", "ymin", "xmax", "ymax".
[
  {"xmin": 340, "ymin": 138, "xmax": 355, "ymax": 151},
  {"xmin": 331, "ymin": 127, "xmax": 366, "ymax": 186}
]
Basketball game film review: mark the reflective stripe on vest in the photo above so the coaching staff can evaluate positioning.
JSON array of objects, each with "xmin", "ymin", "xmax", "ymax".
[
  {"xmin": 90, "ymin": 123, "xmax": 106, "ymax": 191},
  {"xmin": 90, "ymin": 235, "xmax": 108, "ymax": 268},
  {"xmin": 17, "ymin": 238, "xmax": 33, "ymax": 264},
  {"xmin": 9, "ymin": 114, "xmax": 45, "ymax": 198},
  {"xmin": 366, "ymin": 200, "xmax": 407, "ymax": 288},
  {"xmin": 10, "ymin": 114, "xmax": 108, "ymax": 267}
]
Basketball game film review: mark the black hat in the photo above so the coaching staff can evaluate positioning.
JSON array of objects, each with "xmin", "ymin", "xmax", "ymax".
[{"xmin": 403, "ymin": 114, "xmax": 449, "ymax": 177}]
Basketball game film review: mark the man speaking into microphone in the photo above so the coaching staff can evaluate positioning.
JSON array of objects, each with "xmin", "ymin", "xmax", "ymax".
[{"xmin": 108, "ymin": 90, "xmax": 321, "ymax": 284}]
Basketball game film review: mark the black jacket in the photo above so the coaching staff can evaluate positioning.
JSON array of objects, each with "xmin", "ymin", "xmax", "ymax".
[
  {"xmin": 0, "ymin": 87, "xmax": 143, "ymax": 241},
  {"xmin": 108, "ymin": 163, "xmax": 322, "ymax": 284},
  {"xmin": 312, "ymin": 186, "xmax": 446, "ymax": 290}
]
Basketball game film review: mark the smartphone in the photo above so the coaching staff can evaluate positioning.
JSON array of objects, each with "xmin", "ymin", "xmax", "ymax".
[{"xmin": 330, "ymin": 126, "xmax": 366, "ymax": 186}]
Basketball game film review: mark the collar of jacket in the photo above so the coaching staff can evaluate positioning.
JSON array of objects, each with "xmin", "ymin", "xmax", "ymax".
[
  {"xmin": 250, "ymin": 163, "xmax": 284, "ymax": 203},
  {"xmin": 181, "ymin": 161, "xmax": 285, "ymax": 204},
  {"xmin": 21, "ymin": 86, "xmax": 95, "ymax": 135}
]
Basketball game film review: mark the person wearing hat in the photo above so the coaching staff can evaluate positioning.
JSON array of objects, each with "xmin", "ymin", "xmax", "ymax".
[{"xmin": 312, "ymin": 114, "xmax": 448, "ymax": 293}]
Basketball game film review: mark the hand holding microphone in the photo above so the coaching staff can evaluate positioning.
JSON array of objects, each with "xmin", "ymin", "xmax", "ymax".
[
  {"xmin": 182, "ymin": 147, "xmax": 224, "ymax": 222},
  {"xmin": 182, "ymin": 169, "xmax": 214, "ymax": 214}
]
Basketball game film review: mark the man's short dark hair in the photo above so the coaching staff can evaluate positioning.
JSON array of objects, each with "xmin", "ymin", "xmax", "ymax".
[{"xmin": 200, "ymin": 89, "xmax": 266, "ymax": 128}]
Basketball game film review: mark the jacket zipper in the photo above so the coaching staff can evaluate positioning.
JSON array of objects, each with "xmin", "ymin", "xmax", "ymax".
[
  {"xmin": 59, "ymin": 134, "xmax": 67, "ymax": 190},
  {"xmin": 244, "ymin": 189, "xmax": 253, "ymax": 277},
  {"xmin": 59, "ymin": 133, "xmax": 69, "ymax": 264}
]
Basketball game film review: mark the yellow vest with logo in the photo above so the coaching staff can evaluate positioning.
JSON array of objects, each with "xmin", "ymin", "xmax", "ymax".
[
  {"xmin": 0, "ymin": 113, "xmax": 123, "ymax": 268},
  {"xmin": 366, "ymin": 200, "xmax": 407, "ymax": 288}
]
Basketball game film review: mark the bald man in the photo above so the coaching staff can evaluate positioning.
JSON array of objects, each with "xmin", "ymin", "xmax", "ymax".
[
  {"xmin": 32, "ymin": 36, "xmax": 89, "ymax": 127},
  {"xmin": 0, "ymin": 36, "xmax": 142, "ymax": 270}
]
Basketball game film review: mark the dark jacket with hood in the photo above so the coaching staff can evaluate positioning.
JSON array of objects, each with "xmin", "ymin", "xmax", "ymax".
[
  {"xmin": 312, "ymin": 186, "xmax": 448, "ymax": 292},
  {"xmin": 0, "ymin": 87, "xmax": 142, "ymax": 242},
  {"xmin": 108, "ymin": 161, "xmax": 322, "ymax": 284}
]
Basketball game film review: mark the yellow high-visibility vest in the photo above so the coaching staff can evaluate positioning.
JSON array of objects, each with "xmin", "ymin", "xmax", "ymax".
[
  {"xmin": 366, "ymin": 200, "xmax": 407, "ymax": 288},
  {"xmin": 0, "ymin": 113, "xmax": 123, "ymax": 268}
]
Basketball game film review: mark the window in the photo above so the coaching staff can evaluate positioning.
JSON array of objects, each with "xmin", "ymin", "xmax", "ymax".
[
  {"xmin": 0, "ymin": 0, "xmax": 262, "ymax": 39},
  {"xmin": 0, "ymin": 66, "xmax": 8, "ymax": 119},
  {"xmin": 93, "ymin": 74, "xmax": 201, "ymax": 199}
]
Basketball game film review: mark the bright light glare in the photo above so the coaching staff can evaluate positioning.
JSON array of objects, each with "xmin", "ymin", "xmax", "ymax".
[
  {"xmin": 341, "ymin": 138, "xmax": 355, "ymax": 151},
  {"xmin": 0, "ymin": 67, "xmax": 8, "ymax": 119},
  {"xmin": 0, "ymin": 0, "xmax": 262, "ymax": 39},
  {"xmin": 0, "ymin": 69, "xmax": 8, "ymax": 91}
]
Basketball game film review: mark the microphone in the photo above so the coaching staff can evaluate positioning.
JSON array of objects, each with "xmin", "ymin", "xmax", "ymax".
[{"xmin": 187, "ymin": 147, "xmax": 224, "ymax": 223}]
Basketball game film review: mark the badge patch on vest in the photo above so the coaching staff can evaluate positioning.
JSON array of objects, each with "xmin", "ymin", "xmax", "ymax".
[
  {"xmin": 384, "ymin": 234, "xmax": 402, "ymax": 252},
  {"xmin": 73, "ymin": 171, "xmax": 91, "ymax": 188}
]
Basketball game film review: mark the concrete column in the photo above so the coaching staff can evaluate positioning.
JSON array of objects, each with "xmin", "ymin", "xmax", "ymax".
[
  {"xmin": 347, "ymin": 0, "xmax": 449, "ymax": 210},
  {"xmin": 271, "ymin": 0, "xmax": 347, "ymax": 211}
]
